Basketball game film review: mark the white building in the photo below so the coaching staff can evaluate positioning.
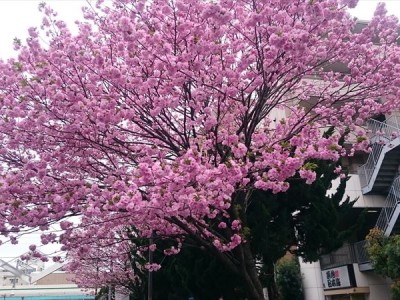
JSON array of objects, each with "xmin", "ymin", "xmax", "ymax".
[
  {"xmin": 300, "ymin": 114, "xmax": 400, "ymax": 300},
  {"xmin": 0, "ymin": 258, "xmax": 94, "ymax": 300},
  {"xmin": 0, "ymin": 258, "xmax": 44, "ymax": 287}
]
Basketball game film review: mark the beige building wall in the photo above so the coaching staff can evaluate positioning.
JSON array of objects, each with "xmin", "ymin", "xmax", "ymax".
[{"xmin": 36, "ymin": 272, "xmax": 73, "ymax": 285}]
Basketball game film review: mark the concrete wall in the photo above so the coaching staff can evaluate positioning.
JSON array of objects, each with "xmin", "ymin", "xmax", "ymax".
[
  {"xmin": 329, "ymin": 175, "xmax": 386, "ymax": 208},
  {"xmin": 299, "ymin": 260, "xmax": 325, "ymax": 300},
  {"xmin": 345, "ymin": 175, "xmax": 386, "ymax": 208},
  {"xmin": 353, "ymin": 267, "xmax": 391, "ymax": 300}
]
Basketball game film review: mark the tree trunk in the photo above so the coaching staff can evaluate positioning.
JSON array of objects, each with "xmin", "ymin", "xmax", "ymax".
[
  {"xmin": 227, "ymin": 191, "xmax": 265, "ymax": 300},
  {"xmin": 267, "ymin": 282, "xmax": 279, "ymax": 300},
  {"xmin": 241, "ymin": 243, "xmax": 265, "ymax": 300},
  {"xmin": 264, "ymin": 263, "xmax": 279, "ymax": 300}
]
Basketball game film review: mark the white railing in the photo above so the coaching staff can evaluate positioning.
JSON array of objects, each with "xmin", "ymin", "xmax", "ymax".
[
  {"xmin": 368, "ymin": 117, "xmax": 400, "ymax": 142},
  {"xmin": 358, "ymin": 116, "xmax": 400, "ymax": 189},
  {"xmin": 358, "ymin": 143, "xmax": 384, "ymax": 188},
  {"xmin": 375, "ymin": 176, "xmax": 400, "ymax": 235},
  {"xmin": 386, "ymin": 115, "xmax": 400, "ymax": 130}
]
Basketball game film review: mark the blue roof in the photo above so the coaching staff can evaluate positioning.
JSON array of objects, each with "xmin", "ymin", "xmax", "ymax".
[{"xmin": 5, "ymin": 296, "xmax": 94, "ymax": 300}]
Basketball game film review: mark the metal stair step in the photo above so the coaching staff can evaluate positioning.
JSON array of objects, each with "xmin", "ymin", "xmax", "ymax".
[
  {"xmin": 379, "ymin": 166, "xmax": 398, "ymax": 171},
  {"xmin": 358, "ymin": 118, "xmax": 400, "ymax": 195},
  {"xmin": 374, "ymin": 182, "xmax": 393, "ymax": 187},
  {"xmin": 381, "ymin": 158, "xmax": 400, "ymax": 163},
  {"xmin": 377, "ymin": 171, "xmax": 398, "ymax": 176},
  {"xmin": 376, "ymin": 180, "xmax": 396, "ymax": 185}
]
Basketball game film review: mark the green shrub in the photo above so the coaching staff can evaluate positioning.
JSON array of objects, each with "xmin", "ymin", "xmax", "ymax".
[{"xmin": 276, "ymin": 258, "xmax": 304, "ymax": 300}]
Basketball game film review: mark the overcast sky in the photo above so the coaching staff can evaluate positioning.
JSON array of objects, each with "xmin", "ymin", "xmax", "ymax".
[
  {"xmin": 0, "ymin": 0, "xmax": 399, "ymax": 261},
  {"xmin": 0, "ymin": 0, "xmax": 399, "ymax": 59}
]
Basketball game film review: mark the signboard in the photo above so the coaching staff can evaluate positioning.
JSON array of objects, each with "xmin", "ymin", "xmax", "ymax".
[{"xmin": 321, "ymin": 265, "xmax": 355, "ymax": 290}]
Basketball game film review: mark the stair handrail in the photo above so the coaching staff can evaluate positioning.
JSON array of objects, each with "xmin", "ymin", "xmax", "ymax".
[
  {"xmin": 386, "ymin": 115, "xmax": 400, "ymax": 132},
  {"xmin": 375, "ymin": 175, "xmax": 400, "ymax": 235},
  {"xmin": 358, "ymin": 143, "xmax": 384, "ymax": 188}
]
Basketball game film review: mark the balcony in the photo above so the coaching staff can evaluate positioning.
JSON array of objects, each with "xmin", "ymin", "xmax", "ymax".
[
  {"xmin": 320, "ymin": 241, "xmax": 373, "ymax": 271},
  {"xmin": 320, "ymin": 243, "xmax": 357, "ymax": 270}
]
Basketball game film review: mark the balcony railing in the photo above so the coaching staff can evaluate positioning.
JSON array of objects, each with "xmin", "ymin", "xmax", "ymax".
[
  {"xmin": 320, "ymin": 243, "xmax": 357, "ymax": 270},
  {"xmin": 354, "ymin": 240, "xmax": 370, "ymax": 265}
]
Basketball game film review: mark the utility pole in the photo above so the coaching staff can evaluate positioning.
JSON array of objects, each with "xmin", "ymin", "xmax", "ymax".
[
  {"xmin": 108, "ymin": 260, "xmax": 114, "ymax": 300},
  {"xmin": 148, "ymin": 232, "xmax": 154, "ymax": 300}
]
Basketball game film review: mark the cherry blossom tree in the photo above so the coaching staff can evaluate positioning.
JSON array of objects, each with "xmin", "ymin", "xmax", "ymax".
[
  {"xmin": 0, "ymin": 0, "xmax": 399, "ymax": 299},
  {"xmin": 66, "ymin": 154, "xmax": 362, "ymax": 299}
]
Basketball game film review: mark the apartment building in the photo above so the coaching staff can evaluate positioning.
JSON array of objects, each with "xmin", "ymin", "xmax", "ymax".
[
  {"xmin": 300, "ymin": 114, "xmax": 400, "ymax": 300},
  {"xmin": 0, "ymin": 259, "xmax": 94, "ymax": 300}
]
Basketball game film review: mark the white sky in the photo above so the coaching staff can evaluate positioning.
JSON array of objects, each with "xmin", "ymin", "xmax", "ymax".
[
  {"xmin": 0, "ymin": 0, "xmax": 398, "ymax": 59},
  {"xmin": 0, "ymin": 0, "xmax": 399, "ymax": 261}
]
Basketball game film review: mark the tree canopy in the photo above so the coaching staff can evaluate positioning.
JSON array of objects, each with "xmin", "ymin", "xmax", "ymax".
[
  {"xmin": 0, "ymin": 0, "xmax": 399, "ymax": 299},
  {"xmin": 366, "ymin": 229, "xmax": 400, "ymax": 300}
]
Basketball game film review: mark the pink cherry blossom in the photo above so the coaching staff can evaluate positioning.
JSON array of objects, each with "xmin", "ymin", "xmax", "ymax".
[{"xmin": 0, "ymin": 0, "xmax": 398, "ymax": 299}]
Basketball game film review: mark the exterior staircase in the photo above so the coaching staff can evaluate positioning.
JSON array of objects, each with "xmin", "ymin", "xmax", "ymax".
[
  {"xmin": 355, "ymin": 176, "xmax": 400, "ymax": 271},
  {"xmin": 320, "ymin": 116, "xmax": 400, "ymax": 271},
  {"xmin": 355, "ymin": 116, "xmax": 400, "ymax": 271},
  {"xmin": 316, "ymin": 116, "xmax": 400, "ymax": 273},
  {"xmin": 358, "ymin": 117, "xmax": 400, "ymax": 195},
  {"xmin": 358, "ymin": 116, "xmax": 400, "ymax": 237},
  {"xmin": 375, "ymin": 176, "xmax": 400, "ymax": 236},
  {"xmin": 372, "ymin": 149, "xmax": 400, "ymax": 194}
]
